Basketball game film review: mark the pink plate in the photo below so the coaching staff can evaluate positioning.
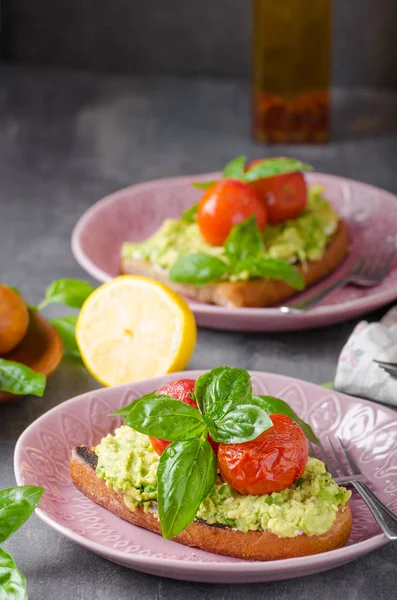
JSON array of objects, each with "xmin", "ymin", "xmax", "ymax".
[
  {"xmin": 14, "ymin": 371, "xmax": 396, "ymax": 583},
  {"xmin": 71, "ymin": 172, "xmax": 397, "ymax": 332}
]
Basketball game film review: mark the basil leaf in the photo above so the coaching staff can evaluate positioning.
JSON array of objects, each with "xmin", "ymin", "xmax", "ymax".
[
  {"xmin": 224, "ymin": 216, "xmax": 264, "ymax": 266},
  {"xmin": 50, "ymin": 316, "xmax": 81, "ymax": 359},
  {"xmin": 243, "ymin": 158, "xmax": 313, "ymax": 183},
  {"xmin": 158, "ymin": 438, "xmax": 216, "ymax": 539},
  {"xmin": 252, "ymin": 395, "xmax": 319, "ymax": 444},
  {"xmin": 191, "ymin": 181, "xmax": 216, "ymax": 190},
  {"xmin": 0, "ymin": 549, "xmax": 27, "ymax": 600},
  {"xmin": 111, "ymin": 392, "xmax": 156, "ymax": 417},
  {"xmin": 37, "ymin": 279, "xmax": 94, "ymax": 310},
  {"xmin": 181, "ymin": 203, "xmax": 198, "ymax": 223},
  {"xmin": 126, "ymin": 395, "xmax": 206, "ymax": 441},
  {"xmin": 205, "ymin": 404, "xmax": 273, "ymax": 443},
  {"xmin": 223, "ymin": 155, "xmax": 246, "ymax": 180},
  {"xmin": 169, "ymin": 254, "xmax": 229, "ymax": 286},
  {"xmin": 195, "ymin": 366, "xmax": 252, "ymax": 419},
  {"xmin": 0, "ymin": 359, "xmax": 46, "ymax": 397},
  {"xmin": 235, "ymin": 257, "xmax": 304, "ymax": 290},
  {"xmin": 321, "ymin": 381, "xmax": 334, "ymax": 389},
  {"xmin": 0, "ymin": 486, "xmax": 44, "ymax": 543}
]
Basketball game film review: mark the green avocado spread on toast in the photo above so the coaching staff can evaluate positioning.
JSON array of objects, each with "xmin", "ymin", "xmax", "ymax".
[{"xmin": 95, "ymin": 426, "xmax": 350, "ymax": 538}]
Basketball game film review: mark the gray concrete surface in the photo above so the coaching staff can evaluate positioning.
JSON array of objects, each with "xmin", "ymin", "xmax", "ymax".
[
  {"xmin": 3, "ymin": 1, "xmax": 397, "ymax": 88},
  {"xmin": 0, "ymin": 65, "xmax": 396, "ymax": 599}
]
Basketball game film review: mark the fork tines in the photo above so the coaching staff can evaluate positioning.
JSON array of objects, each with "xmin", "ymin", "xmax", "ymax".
[{"xmin": 309, "ymin": 436, "xmax": 362, "ymax": 482}]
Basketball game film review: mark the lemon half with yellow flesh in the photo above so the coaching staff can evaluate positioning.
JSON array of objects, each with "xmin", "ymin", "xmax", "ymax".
[{"xmin": 76, "ymin": 276, "xmax": 197, "ymax": 386}]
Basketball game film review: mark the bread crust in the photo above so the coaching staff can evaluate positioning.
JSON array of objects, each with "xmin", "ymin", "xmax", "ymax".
[
  {"xmin": 70, "ymin": 448, "xmax": 352, "ymax": 561},
  {"xmin": 120, "ymin": 219, "xmax": 349, "ymax": 308}
]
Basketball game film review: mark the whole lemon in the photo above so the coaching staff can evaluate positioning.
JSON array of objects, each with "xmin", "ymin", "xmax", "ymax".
[{"xmin": 0, "ymin": 285, "xmax": 29, "ymax": 355}]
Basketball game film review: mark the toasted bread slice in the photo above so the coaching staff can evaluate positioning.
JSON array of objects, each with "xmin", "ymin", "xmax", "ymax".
[
  {"xmin": 120, "ymin": 219, "xmax": 349, "ymax": 308},
  {"xmin": 70, "ymin": 447, "xmax": 352, "ymax": 561}
]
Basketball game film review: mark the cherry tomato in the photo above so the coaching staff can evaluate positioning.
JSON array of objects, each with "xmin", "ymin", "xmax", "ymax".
[
  {"xmin": 197, "ymin": 179, "xmax": 267, "ymax": 246},
  {"xmin": 246, "ymin": 159, "xmax": 307, "ymax": 224},
  {"xmin": 149, "ymin": 379, "xmax": 219, "ymax": 455},
  {"xmin": 217, "ymin": 414, "xmax": 308, "ymax": 495}
]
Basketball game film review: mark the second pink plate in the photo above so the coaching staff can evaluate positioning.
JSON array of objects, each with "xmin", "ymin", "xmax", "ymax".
[
  {"xmin": 14, "ymin": 371, "xmax": 396, "ymax": 583},
  {"xmin": 71, "ymin": 172, "xmax": 397, "ymax": 331}
]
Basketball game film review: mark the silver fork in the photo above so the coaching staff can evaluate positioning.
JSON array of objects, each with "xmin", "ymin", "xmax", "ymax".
[
  {"xmin": 280, "ymin": 250, "xmax": 394, "ymax": 314},
  {"xmin": 373, "ymin": 359, "xmax": 397, "ymax": 380},
  {"xmin": 309, "ymin": 437, "xmax": 397, "ymax": 540}
]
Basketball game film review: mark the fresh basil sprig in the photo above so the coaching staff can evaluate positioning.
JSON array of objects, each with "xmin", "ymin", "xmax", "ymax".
[
  {"xmin": 222, "ymin": 155, "xmax": 246, "ymax": 179},
  {"xmin": 169, "ymin": 253, "xmax": 229, "ymax": 286},
  {"xmin": 194, "ymin": 366, "xmax": 252, "ymax": 418},
  {"xmin": 235, "ymin": 257, "xmax": 305, "ymax": 290},
  {"xmin": 158, "ymin": 438, "xmax": 216, "ymax": 540},
  {"xmin": 224, "ymin": 216, "xmax": 264, "ymax": 265},
  {"xmin": 0, "ymin": 548, "xmax": 27, "ymax": 600},
  {"xmin": 206, "ymin": 404, "xmax": 272, "ymax": 444},
  {"xmin": 181, "ymin": 203, "xmax": 199, "ymax": 223},
  {"xmin": 251, "ymin": 395, "xmax": 319, "ymax": 445},
  {"xmin": 0, "ymin": 359, "xmax": 46, "ymax": 397},
  {"xmin": 243, "ymin": 157, "xmax": 313, "ymax": 182},
  {"xmin": 169, "ymin": 216, "xmax": 304, "ymax": 289},
  {"xmin": 35, "ymin": 279, "xmax": 95, "ymax": 311},
  {"xmin": 126, "ymin": 395, "xmax": 207, "ymax": 441},
  {"xmin": 49, "ymin": 315, "xmax": 81, "ymax": 360},
  {"xmin": 0, "ymin": 486, "xmax": 44, "ymax": 543},
  {"xmin": 191, "ymin": 181, "xmax": 216, "ymax": 191},
  {"xmin": 124, "ymin": 366, "xmax": 274, "ymax": 538},
  {"xmin": 189, "ymin": 156, "xmax": 312, "ymax": 199},
  {"xmin": 0, "ymin": 485, "xmax": 44, "ymax": 599}
]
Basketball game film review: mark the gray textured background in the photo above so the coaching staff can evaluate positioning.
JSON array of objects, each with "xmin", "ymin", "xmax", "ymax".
[
  {"xmin": 2, "ymin": 0, "xmax": 397, "ymax": 87},
  {"xmin": 0, "ymin": 65, "xmax": 396, "ymax": 598}
]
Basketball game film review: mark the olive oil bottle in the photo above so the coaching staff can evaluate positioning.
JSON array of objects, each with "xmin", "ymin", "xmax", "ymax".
[{"xmin": 252, "ymin": 0, "xmax": 332, "ymax": 143}]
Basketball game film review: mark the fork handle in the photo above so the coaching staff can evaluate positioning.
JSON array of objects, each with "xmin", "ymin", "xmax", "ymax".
[
  {"xmin": 352, "ymin": 481, "xmax": 397, "ymax": 540},
  {"xmin": 281, "ymin": 278, "xmax": 348, "ymax": 312}
]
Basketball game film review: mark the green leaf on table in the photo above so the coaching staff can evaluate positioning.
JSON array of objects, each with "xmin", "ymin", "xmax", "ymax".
[
  {"xmin": 0, "ymin": 359, "xmax": 46, "ymax": 397},
  {"xmin": 0, "ymin": 486, "xmax": 44, "ymax": 543},
  {"xmin": 223, "ymin": 155, "xmax": 246, "ymax": 180},
  {"xmin": 251, "ymin": 395, "xmax": 319, "ymax": 444},
  {"xmin": 181, "ymin": 203, "xmax": 198, "ymax": 223},
  {"xmin": 169, "ymin": 253, "xmax": 229, "ymax": 286},
  {"xmin": 321, "ymin": 381, "xmax": 334, "ymax": 389},
  {"xmin": 0, "ymin": 549, "xmax": 27, "ymax": 600},
  {"xmin": 204, "ymin": 404, "xmax": 273, "ymax": 443},
  {"xmin": 194, "ymin": 366, "xmax": 252, "ymax": 418},
  {"xmin": 126, "ymin": 394, "xmax": 206, "ymax": 441},
  {"xmin": 243, "ymin": 157, "xmax": 313, "ymax": 183},
  {"xmin": 224, "ymin": 216, "xmax": 264, "ymax": 266},
  {"xmin": 50, "ymin": 316, "xmax": 81, "ymax": 360},
  {"xmin": 191, "ymin": 181, "xmax": 217, "ymax": 190},
  {"xmin": 235, "ymin": 257, "xmax": 304, "ymax": 290},
  {"xmin": 157, "ymin": 438, "xmax": 216, "ymax": 539},
  {"xmin": 37, "ymin": 279, "xmax": 95, "ymax": 311}
]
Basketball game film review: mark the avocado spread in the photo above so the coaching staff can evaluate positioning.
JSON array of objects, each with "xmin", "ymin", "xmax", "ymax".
[
  {"xmin": 95, "ymin": 426, "xmax": 351, "ymax": 538},
  {"xmin": 121, "ymin": 185, "xmax": 339, "ymax": 276}
]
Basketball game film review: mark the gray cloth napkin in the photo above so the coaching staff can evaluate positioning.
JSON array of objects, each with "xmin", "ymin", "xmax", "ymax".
[{"xmin": 335, "ymin": 306, "xmax": 397, "ymax": 407}]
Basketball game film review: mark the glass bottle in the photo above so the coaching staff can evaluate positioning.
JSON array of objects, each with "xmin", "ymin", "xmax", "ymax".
[{"xmin": 252, "ymin": 0, "xmax": 332, "ymax": 143}]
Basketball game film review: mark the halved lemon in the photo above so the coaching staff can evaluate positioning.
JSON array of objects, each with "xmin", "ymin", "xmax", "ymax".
[{"xmin": 76, "ymin": 276, "xmax": 197, "ymax": 386}]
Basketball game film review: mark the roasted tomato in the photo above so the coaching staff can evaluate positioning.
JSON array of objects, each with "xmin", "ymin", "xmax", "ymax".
[
  {"xmin": 197, "ymin": 179, "xmax": 267, "ymax": 246},
  {"xmin": 246, "ymin": 159, "xmax": 307, "ymax": 224},
  {"xmin": 217, "ymin": 414, "xmax": 308, "ymax": 495},
  {"xmin": 149, "ymin": 379, "xmax": 219, "ymax": 455}
]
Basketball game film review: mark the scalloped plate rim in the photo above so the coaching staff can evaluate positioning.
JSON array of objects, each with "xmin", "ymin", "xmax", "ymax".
[
  {"xmin": 71, "ymin": 171, "xmax": 397, "ymax": 322},
  {"xmin": 13, "ymin": 370, "xmax": 393, "ymax": 581}
]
